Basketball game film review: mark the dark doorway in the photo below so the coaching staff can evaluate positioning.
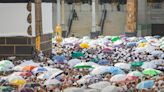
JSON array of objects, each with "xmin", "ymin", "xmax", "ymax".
[{"xmin": 151, "ymin": 24, "xmax": 164, "ymax": 36}]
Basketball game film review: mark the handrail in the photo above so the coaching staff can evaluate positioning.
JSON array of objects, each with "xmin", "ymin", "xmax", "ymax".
[
  {"xmin": 66, "ymin": 8, "xmax": 75, "ymax": 37},
  {"xmin": 99, "ymin": 8, "xmax": 107, "ymax": 35}
]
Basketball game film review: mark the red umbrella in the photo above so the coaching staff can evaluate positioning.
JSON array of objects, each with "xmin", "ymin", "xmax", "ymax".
[{"xmin": 20, "ymin": 72, "xmax": 32, "ymax": 77}]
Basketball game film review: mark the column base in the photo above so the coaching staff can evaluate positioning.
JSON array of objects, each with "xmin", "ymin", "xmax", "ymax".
[
  {"xmin": 90, "ymin": 31, "xmax": 100, "ymax": 39},
  {"xmin": 125, "ymin": 32, "xmax": 137, "ymax": 37}
]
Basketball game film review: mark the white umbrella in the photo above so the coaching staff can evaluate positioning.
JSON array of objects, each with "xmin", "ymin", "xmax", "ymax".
[
  {"xmin": 19, "ymin": 60, "xmax": 40, "ymax": 67},
  {"xmin": 141, "ymin": 62, "xmax": 157, "ymax": 69},
  {"xmin": 110, "ymin": 74, "xmax": 127, "ymax": 82},
  {"xmin": 63, "ymin": 87, "xmax": 84, "ymax": 92},
  {"xmin": 76, "ymin": 75, "xmax": 93, "ymax": 85},
  {"xmin": 68, "ymin": 59, "xmax": 81, "ymax": 68},
  {"xmin": 88, "ymin": 81, "xmax": 111, "ymax": 90},
  {"xmin": 49, "ymin": 70, "xmax": 63, "ymax": 79},
  {"xmin": 84, "ymin": 89, "xmax": 99, "ymax": 92},
  {"xmin": 151, "ymin": 50, "xmax": 163, "ymax": 57},
  {"xmin": 13, "ymin": 65, "xmax": 23, "ymax": 71},
  {"xmin": 114, "ymin": 63, "xmax": 131, "ymax": 70},
  {"xmin": 150, "ymin": 59, "xmax": 164, "ymax": 65},
  {"xmin": 37, "ymin": 73, "xmax": 49, "ymax": 80},
  {"xmin": 90, "ymin": 66, "xmax": 109, "ymax": 75},
  {"xmin": 44, "ymin": 79, "xmax": 61, "ymax": 86},
  {"xmin": 8, "ymin": 76, "xmax": 24, "ymax": 82},
  {"xmin": 101, "ymin": 85, "xmax": 119, "ymax": 92}
]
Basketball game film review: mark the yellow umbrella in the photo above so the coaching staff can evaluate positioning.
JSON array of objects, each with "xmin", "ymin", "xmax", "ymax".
[
  {"xmin": 10, "ymin": 79, "xmax": 26, "ymax": 86},
  {"xmin": 80, "ymin": 43, "xmax": 89, "ymax": 49},
  {"xmin": 138, "ymin": 43, "xmax": 147, "ymax": 47}
]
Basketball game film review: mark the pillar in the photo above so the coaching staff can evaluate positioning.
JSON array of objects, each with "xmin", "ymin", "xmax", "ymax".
[
  {"xmin": 57, "ymin": 0, "xmax": 61, "ymax": 25},
  {"xmin": 126, "ymin": 0, "xmax": 137, "ymax": 37}
]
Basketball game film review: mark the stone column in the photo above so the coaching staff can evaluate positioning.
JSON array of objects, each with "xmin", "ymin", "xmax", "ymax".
[
  {"xmin": 61, "ymin": 0, "xmax": 67, "ymax": 37},
  {"xmin": 57, "ymin": 0, "xmax": 61, "ymax": 25},
  {"xmin": 125, "ymin": 0, "xmax": 137, "ymax": 36}
]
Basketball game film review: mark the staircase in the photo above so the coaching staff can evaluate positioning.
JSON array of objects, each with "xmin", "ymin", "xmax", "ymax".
[{"xmin": 68, "ymin": 4, "xmax": 92, "ymax": 38}]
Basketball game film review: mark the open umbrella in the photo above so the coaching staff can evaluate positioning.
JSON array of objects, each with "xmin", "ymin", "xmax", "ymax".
[
  {"xmin": 52, "ymin": 55, "xmax": 65, "ymax": 63},
  {"xmin": 44, "ymin": 79, "xmax": 61, "ymax": 86},
  {"xmin": 141, "ymin": 62, "xmax": 157, "ymax": 69},
  {"xmin": 0, "ymin": 86, "xmax": 15, "ymax": 92},
  {"xmin": 88, "ymin": 81, "xmax": 111, "ymax": 90},
  {"xmin": 20, "ymin": 88, "xmax": 34, "ymax": 92},
  {"xmin": 25, "ymin": 83, "xmax": 40, "ymax": 88},
  {"xmin": 114, "ymin": 63, "xmax": 131, "ymax": 70},
  {"xmin": 74, "ymin": 62, "xmax": 94, "ymax": 69},
  {"xmin": 10, "ymin": 79, "xmax": 26, "ymax": 86},
  {"xmin": 111, "ymin": 37, "xmax": 120, "ymax": 43},
  {"xmin": 136, "ymin": 80, "xmax": 154, "ymax": 90},
  {"xmin": 37, "ymin": 73, "xmax": 49, "ymax": 80},
  {"xmin": 13, "ymin": 65, "xmax": 23, "ymax": 71},
  {"xmin": 68, "ymin": 59, "xmax": 81, "ymax": 68},
  {"xmin": 101, "ymin": 85, "xmax": 119, "ymax": 92},
  {"xmin": 63, "ymin": 87, "xmax": 84, "ymax": 92},
  {"xmin": 127, "ymin": 71, "xmax": 143, "ymax": 80},
  {"xmin": 8, "ymin": 76, "xmax": 24, "ymax": 82},
  {"xmin": 98, "ymin": 59, "xmax": 109, "ymax": 65},
  {"xmin": 80, "ymin": 43, "xmax": 90, "ymax": 48},
  {"xmin": 32, "ymin": 67, "xmax": 47, "ymax": 74},
  {"xmin": 20, "ymin": 72, "xmax": 32, "ymax": 77},
  {"xmin": 108, "ymin": 66, "xmax": 125, "ymax": 75},
  {"xmin": 71, "ymin": 51, "xmax": 84, "ymax": 58},
  {"xmin": 22, "ymin": 66, "xmax": 37, "ymax": 71},
  {"xmin": 110, "ymin": 74, "xmax": 127, "ymax": 82},
  {"xmin": 131, "ymin": 61, "xmax": 144, "ymax": 67},
  {"xmin": 90, "ymin": 66, "xmax": 109, "ymax": 75},
  {"xmin": 142, "ymin": 69, "xmax": 162, "ymax": 76}
]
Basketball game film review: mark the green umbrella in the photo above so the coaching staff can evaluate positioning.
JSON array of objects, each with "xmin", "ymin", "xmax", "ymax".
[
  {"xmin": 90, "ymin": 58, "xmax": 99, "ymax": 63},
  {"xmin": 142, "ymin": 69, "xmax": 162, "ymax": 76},
  {"xmin": 73, "ymin": 65, "xmax": 93, "ymax": 69},
  {"xmin": 71, "ymin": 51, "xmax": 84, "ymax": 58},
  {"xmin": 131, "ymin": 61, "xmax": 144, "ymax": 67},
  {"xmin": 0, "ymin": 66, "xmax": 6, "ymax": 71},
  {"xmin": 0, "ymin": 86, "xmax": 15, "ymax": 92},
  {"xmin": 111, "ymin": 37, "xmax": 120, "ymax": 43}
]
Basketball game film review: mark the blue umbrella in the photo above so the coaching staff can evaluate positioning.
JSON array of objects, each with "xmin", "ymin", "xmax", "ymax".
[
  {"xmin": 107, "ymin": 66, "xmax": 125, "ymax": 75},
  {"xmin": 32, "ymin": 67, "xmax": 47, "ymax": 74},
  {"xmin": 136, "ymin": 80, "xmax": 154, "ymax": 90},
  {"xmin": 98, "ymin": 59, "xmax": 109, "ymax": 65},
  {"xmin": 52, "ymin": 55, "xmax": 65, "ymax": 63},
  {"xmin": 126, "ymin": 42, "xmax": 137, "ymax": 48}
]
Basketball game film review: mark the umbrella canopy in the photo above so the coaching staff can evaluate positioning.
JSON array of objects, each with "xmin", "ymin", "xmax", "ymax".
[
  {"xmin": 68, "ymin": 59, "xmax": 81, "ymax": 68},
  {"xmin": 20, "ymin": 72, "xmax": 32, "ymax": 77},
  {"xmin": 63, "ymin": 87, "xmax": 84, "ymax": 92},
  {"xmin": 8, "ymin": 76, "xmax": 24, "ymax": 82},
  {"xmin": 52, "ymin": 55, "xmax": 65, "ymax": 63},
  {"xmin": 44, "ymin": 79, "xmax": 61, "ymax": 86},
  {"xmin": 85, "ymin": 89, "xmax": 99, "ymax": 92},
  {"xmin": 90, "ymin": 66, "xmax": 109, "ymax": 75},
  {"xmin": 0, "ymin": 86, "xmax": 15, "ymax": 92},
  {"xmin": 136, "ymin": 80, "xmax": 154, "ymax": 90},
  {"xmin": 108, "ymin": 66, "xmax": 125, "ymax": 75},
  {"xmin": 110, "ymin": 74, "xmax": 127, "ymax": 82},
  {"xmin": 37, "ymin": 73, "xmax": 49, "ymax": 80},
  {"xmin": 0, "ymin": 60, "xmax": 14, "ymax": 68},
  {"xmin": 131, "ymin": 61, "xmax": 144, "ymax": 67},
  {"xmin": 142, "ymin": 69, "xmax": 162, "ymax": 76},
  {"xmin": 114, "ymin": 63, "xmax": 131, "ymax": 70},
  {"xmin": 32, "ymin": 67, "xmax": 47, "ymax": 74},
  {"xmin": 74, "ymin": 62, "xmax": 94, "ymax": 69},
  {"xmin": 98, "ymin": 59, "xmax": 109, "ymax": 65},
  {"xmin": 25, "ymin": 83, "xmax": 40, "ymax": 88},
  {"xmin": 13, "ymin": 65, "xmax": 23, "ymax": 71},
  {"xmin": 71, "ymin": 51, "xmax": 84, "ymax": 58},
  {"xmin": 80, "ymin": 43, "xmax": 90, "ymax": 48},
  {"xmin": 101, "ymin": 85, "xmax": 119, "ymax": 92},
  {"xmin": 141, "ymin": 62, "xmax": 157, "ymax": 69},
  {"xmin": 88, "ymin": 81, "xmax": 111, "ymax": 90},
  {"xmin": 22, "ymin": 66, "xmax": 37, "ymax": 71},
  {"xmin": 10, "ymin": 79, "xmax": 26, "ymax": 86},
  {"xmin": 111, "ymin": 37, "xmax": 120, "ymax": 43},
  {"xmin": 127, "ymin": 71, "xmax": 143, "ymax": 80},
  {"xmin": 126, "ymin": 42, "xmax": 137, "ymax": 48}
]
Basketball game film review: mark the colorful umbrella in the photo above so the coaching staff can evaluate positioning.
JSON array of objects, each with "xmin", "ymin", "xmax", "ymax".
[
  {"xmin": 136, "ymin": 80, "xmax": 154, "ymax": 89},
  {"xmin": 98, "ymin": 59, "xmax": 109, "ymax": 65},
  {"xmin": 52, "ymin": 55, "xmax": 65, "ymax": 63},
  {"xmin": 22, "ymin": 66, "xmax": 37, "ymax": 71},
  {"xmin": 101, "ymin": 85, "xmax": 119, "ymax": 92},
  {"xmin": 90, "ymin": 66, "xmax": 109, "ymax": 75},
  {"xmin": 20, "ymin": 72, "xmax": 32, "ymax": 77},
  {"xmin": 142, "ymin": 69, "xmax": 162, "ymax": 76},
  {"xmin": 74, "ymin": 65, "xmax": 93, "ymax": 69},
  {"xmin": 127, "ymin": 71, "xmax": 143, "ymax": 80},
  {"xmin": 10, "ymin": 79, "xmax": 26, "ymax": 86},
  {"xmin": 114, "ymin": 63, "xmax": 131, "ymax": 70},
  {"xmin": 8, "ymin": 76, "xmax": 24, "ymax": 82},
  {"xmin": 68, "ymin": 59, "xmax": 81, "ymax": 68},
  {"xmin": 71, "ymin": 51, "xmax": 84, "ymax": 58},
  {"xmin": 110, "ymin": 74, "xmax": 127, "ymax": 82},
  {"xmin": 111, "ymin": 37, "xmax": 120, "ymax": 43},
  {"xmin": 131, "ymin": 61, "xmax": 144, "ymax": 67},
  {"xmin": 108, "ymin": 66, "xmax": 125, "ymax": 75},
  {"xmin": 80, "ymin": 43, "xmax": 90, "ymax": 48},
  {"xmin": 32, "ymin": 67, "xmax": 47, "ymax": 74},
  {"xmin": 88, "ymin": 81, "xmax": 111, "ymax": 90},
  {"xmin": 0, "ymin": 86, "xmax": 15, "ymax": 92}
]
